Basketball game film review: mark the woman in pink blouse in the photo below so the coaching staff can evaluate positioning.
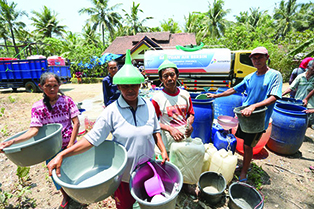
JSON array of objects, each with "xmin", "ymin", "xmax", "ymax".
[{"xmin": 0, "ymin": 72, "xmax": 80, "ymax": 209}]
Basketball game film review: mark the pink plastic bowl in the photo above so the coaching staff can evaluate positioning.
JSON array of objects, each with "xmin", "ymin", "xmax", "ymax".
[{"xmin": 217, "ymin": 115, "xmax": 239, "ymax": 130}]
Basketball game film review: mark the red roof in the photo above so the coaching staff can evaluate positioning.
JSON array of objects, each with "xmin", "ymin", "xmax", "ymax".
[{"xmin": 103, "ymin": 32, "xmax": 196, "ymax": 55}]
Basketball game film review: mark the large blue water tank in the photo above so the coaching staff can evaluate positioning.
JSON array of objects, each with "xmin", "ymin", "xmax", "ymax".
[
  {"xmin": 191, "ymin": 98, "xmax": 214, "ymax": 143},
  {"xmin": 214, "ymin": 87, "xmax": 243, "ymax": 119},
  {"xmin": 267, "ymin": 103, "xmax": 308, "ymax": 155}
]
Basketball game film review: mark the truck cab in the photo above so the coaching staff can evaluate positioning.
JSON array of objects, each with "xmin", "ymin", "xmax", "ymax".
[{"xmin": 144, "ymin": 48, "xmax": 256, "ymax": 91}]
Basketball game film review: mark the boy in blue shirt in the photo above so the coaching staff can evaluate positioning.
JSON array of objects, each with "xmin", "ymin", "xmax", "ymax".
[{"xmin": 207, "ymin": 47, "xmax": 282, "ymax": 182}]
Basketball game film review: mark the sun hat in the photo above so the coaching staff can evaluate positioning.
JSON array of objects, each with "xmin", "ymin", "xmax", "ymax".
[
  {"xmin": 249, "ymin": 47, "xmax": 268, "ymax": 58},
  {"xmin": 158, "ymin": 55, "xmax": 178, "ymax": 72},
  {"xmin": 113, "ymin": 49, "xmax": 144, "ymax": 85}
]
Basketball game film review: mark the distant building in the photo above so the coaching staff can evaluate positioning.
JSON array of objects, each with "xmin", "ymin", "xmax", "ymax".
[{"xmin": 103, "ymin": 32, "xmax": 196, "ymax": 66}]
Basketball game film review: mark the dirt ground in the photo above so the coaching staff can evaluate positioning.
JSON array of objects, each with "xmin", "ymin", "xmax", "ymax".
[{"xmin": 0, "ymin": 83, "xmax": 314, "ymax": 209}]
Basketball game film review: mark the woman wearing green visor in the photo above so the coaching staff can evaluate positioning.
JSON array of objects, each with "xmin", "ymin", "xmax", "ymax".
[{"xmin": 47, "ymin": 50, "xmax": 168, "ymax": 209}]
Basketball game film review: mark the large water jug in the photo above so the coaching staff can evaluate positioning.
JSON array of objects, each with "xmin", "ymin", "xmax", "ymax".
[
  {"xmin": 202, "ymin": 143, "xmax": 218, "ymax": 173},
  {"xmin": 170, "ymin": 137, "xmax": 205, "ymax": 184},
  {"xmin": 209, "ymin": 149, "xmax": 237, "ymax": 184}
]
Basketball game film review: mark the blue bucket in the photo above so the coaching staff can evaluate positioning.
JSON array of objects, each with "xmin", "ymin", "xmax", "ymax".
[{"xmin": 214, "ymin": 88, "xmax": 242, "ymax": 119}]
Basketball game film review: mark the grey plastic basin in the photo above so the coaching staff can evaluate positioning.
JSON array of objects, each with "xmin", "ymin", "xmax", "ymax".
[
  {"xmin": 52, "ymin": 140, "xmax": 127, "ymax": 204},
  {"xmin": 3, "ymin": 123, "xmax": 62, "ymax": 167}
]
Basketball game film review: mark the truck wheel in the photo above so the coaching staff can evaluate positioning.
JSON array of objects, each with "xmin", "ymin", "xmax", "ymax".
[
  {"xmin": 25, "ymin": 82, "xmax": 38, "ymax": 93},
  {"xmin": 12, "ymin": 88, "xmax": 17, "ymax": 92}
]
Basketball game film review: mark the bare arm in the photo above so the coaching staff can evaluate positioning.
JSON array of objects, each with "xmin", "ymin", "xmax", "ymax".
[
  {"xmin": 159, "ymin": 122, "xmax": 184, "ymax": 141},
  {"xmin": 282, "ymin": 88, "xmax": 292, "ymax": 97},
  {"xmin": 206, "ymin": 88, "xmax": 237, "ymax": 98},
  {"xmin": 153, "ymin": 132, "xmax": 168, "ymax": 164},
  {"xmin": 67, "ymin": 116, "xmax": 80, "ymax": 148},
  {"xmin": 241, "ymin": 95, "xmax": 277, "ymax": 117},
  {"xmin": 47, "ymin": 137, "xmax": 93, "ymax": 176},
  {"xmin": 0, "ymin": 127, "xmax": 39, "ymax": 153},
  {"xmin": 185, "ymin": 114, "xmax": 194, "ymax": 137},
  {"xmin": 303, "ymin": 89, "xmax": 314, "ymax": 107}
]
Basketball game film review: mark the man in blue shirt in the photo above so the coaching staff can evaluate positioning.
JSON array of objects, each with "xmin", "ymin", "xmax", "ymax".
[
  {"xmin": 102, "ymin": 60, "xmax": 120, "ymax": 106},
  {"xmin": 207, "ymin": 47, "xmax": 282, "ymax": 182}
]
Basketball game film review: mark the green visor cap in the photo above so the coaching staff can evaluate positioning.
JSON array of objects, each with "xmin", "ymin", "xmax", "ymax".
[
  {"xmin": 113, "ymin": 49, "xmax": 144, "ymax": 85},
  {"xmin": 158, "ymin": 54, "xmax": 178, "ymax": 72}
]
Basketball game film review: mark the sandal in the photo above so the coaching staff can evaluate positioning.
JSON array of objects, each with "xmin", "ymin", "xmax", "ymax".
[
  {"xmin": 309, "ymin": 166, "xmax": 314, "ymax": 170},
  {"xmin": 239, "ymin": 174, "xmax": 248, "ymax": 182},
  {"xmin": 58, "ymin": 200, "xmax": 69, "ymax": 209}
]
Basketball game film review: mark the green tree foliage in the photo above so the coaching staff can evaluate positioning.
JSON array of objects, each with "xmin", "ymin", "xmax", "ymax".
[
  {"xmin": 204, "ymin": 0, "xmax": 230, "ymax": 38},
  {"xmin": 160, "ymin": 18, "xmax": 182, "ymax": 33},
  {"xmin": 273, "ymin": 0, "xmax": 299, "ymax": 40},
  {"xmin": 0, "ymin": 0, "xmax": 27, "ymax": 58},
  {"xmin": 79, "ymin": 0, "xmax": 121, "ymax": 46},
  {"xmin": 119, "ymin": 2, "xmax": 152, "ymax": 36}
]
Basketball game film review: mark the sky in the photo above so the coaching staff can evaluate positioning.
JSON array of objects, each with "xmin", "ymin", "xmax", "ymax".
[{"xmin": 15, "ymin": 0, "xmax": 310, "ymax": 33}]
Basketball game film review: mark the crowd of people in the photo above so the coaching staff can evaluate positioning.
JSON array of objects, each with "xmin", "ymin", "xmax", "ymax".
[{"xmin": 1, "ymin": 46, "xmax": 313, "ymax": 209}]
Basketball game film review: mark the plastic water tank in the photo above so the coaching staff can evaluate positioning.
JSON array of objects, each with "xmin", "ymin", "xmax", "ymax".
[
  {"xmin": 214, "ymin": 87, "xmax": 243, "ymax": 119},
  {"xmin": 191, "ymin": 98, "xmax": 214, "ymax": 143},
  {"xmin": 47, "ymin": 56, "xmax": 66, "ymax": 66},
  {"xmin": 267, "ymin": 103, "xmax": 307, "ymax": 155}
]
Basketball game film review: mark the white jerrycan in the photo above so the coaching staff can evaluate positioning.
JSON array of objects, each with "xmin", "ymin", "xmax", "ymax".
[
  {"xmin": 209, "ymin": 148, "xmax": 237, "ymax": 184},
  {"xmin": 202, "ymin": 143, "xmax": 218, "ymax": 173},
  {"xmin": 170, "ymin": 137, "xmax": 205, "ymax": 184}
]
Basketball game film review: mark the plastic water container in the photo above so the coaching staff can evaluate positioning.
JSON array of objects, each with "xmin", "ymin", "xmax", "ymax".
[
  {"xmin": 191, "ymin": 98, "xmax": 214, "ymax": 143},
  {"xmin": 267, "ymin": 103, "xmax": 307, "ymax": 155},
  {"xmin": 78, "ymin": 114, "xmax": 86, "ymax": 135},
  {"xmin": 209, "ymin": 149, "xmax": 237, "ymax": 184},
  {"xmin": 213, "ymin": 130, "xmax": 237, "ymax": 154},
  {"xmin": 202, "ymin": 143, "xmax": 218, "ymax": 173},
  {"xmin": 170, "ymin": 137, "xmax": 205, "ymax": 184},
  {"xmin": 211, "ymin": 121, "xmax": 224, "ymax": 143},
  {"xmin": 47, "ymin": 56, "xmax": 66, "ymax": 66},
  {"xmin": 214, "ymin": 87, "xmax": 243, "ymax": 119}
]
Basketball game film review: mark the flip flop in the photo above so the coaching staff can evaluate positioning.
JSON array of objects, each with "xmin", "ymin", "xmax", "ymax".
[
  {"xmin": 59, "ymin": 200, "xmax": 69, "ymax": 209},
  {"xmin": 239, "ymin": 174, "xmax": 248, "ymax": 182},
  {"xmin": 309, "ymin": 166, "xmax": 314, "ymax": 170}
]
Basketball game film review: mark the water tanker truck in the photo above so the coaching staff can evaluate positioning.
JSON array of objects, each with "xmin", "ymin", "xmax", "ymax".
[{"xmin": 144, "ymin": 48, "xmax": 256, "ymax": 91}]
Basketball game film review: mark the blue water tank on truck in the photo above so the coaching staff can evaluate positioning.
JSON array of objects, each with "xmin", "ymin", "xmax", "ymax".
[{"xmin": 0, "ymin": 58, "xmax": 71, "ymax": 92}]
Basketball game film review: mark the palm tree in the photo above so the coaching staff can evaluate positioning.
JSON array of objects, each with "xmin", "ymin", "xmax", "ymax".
[
  {"xmin": 79, "ymin": 0, "xmax": 122, "ymax": 46},
  {"xmin": 184, "ymin": 12, "xmax": 208, "ymax": 43},
  {"xmin": 273, "ymin": 0, "xmax": 299, "ymax": 40},
  {"xmin": 31, "ymin": 6, "xmax": 66, "ymax": 38},
  {"xmin": 0, "ymin": 18, "xmax": 9, "ymax": 54},
  {"xmin": 82, "ymin": 23, "xmax": 101, "ymax": 46},
  {"xmin": 161, "ymin": 18, "xmax": 182, "ymax": 33},
  {"xmin": 205, "ymin": 0, "xmax": 230, "ymax": 38},
  {"xmin": 0, "ymin": 0, "xmax": 27, "ymax": 58},
  {"xmin": 294, "ymin": 2, "xmax": 314, "ymax": 32},
  {"xmin": 122, "ymin": 2, "xmax": 152, "ymax": 35}
]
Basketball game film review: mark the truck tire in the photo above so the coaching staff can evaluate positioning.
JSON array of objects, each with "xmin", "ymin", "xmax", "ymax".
[
  {"xmin": 12, "ymin": 88, "xmax": 17, "ymax": 92},
  {"xmin": 25, "ymin": 82, "xmax": 38, "ymax": 93}
]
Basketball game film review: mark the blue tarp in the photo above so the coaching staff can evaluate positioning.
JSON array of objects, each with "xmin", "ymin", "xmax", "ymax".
[{"xmin": 78, "ymin": 53, "xmax": 122, "ymax": 69}]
